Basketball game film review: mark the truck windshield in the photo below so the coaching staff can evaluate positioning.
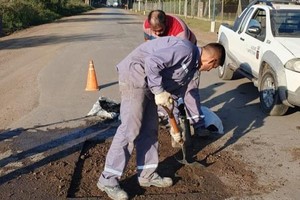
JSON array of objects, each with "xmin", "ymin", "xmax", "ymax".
[{"xmin": 271, "ymin": 10, "xmax": 300, "ymax": 37}]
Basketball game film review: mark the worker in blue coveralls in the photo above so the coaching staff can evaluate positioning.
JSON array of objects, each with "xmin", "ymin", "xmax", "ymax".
[{"xmin": 97, "ymin": 36, "xmax": 225, "ymax": 200}]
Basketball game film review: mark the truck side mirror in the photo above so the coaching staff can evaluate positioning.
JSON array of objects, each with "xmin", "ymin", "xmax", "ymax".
[
  {"xmin": 248, "ymin": 26, "xmax": 261, "ymax": 34},
  {"xmin": 247, "ymin": 19, "xmax": 262, "ymax": 35}
]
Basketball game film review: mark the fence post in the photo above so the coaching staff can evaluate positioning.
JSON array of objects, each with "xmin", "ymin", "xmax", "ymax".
[
  {"xmin": 158, "ymin": 0, "xmax": 163, "ymax": 10},
  {"xmin": 179, "ymin": 0, "xmax": 181, "ymax": 15},
  {"xmin": 184, "ymin": 0, "xmax": 187, "ymax": 18},
  {"xmin": 236, "ymin": 0, "xmax": 242, "ymax": 18},
  {"xmin": 138, "ymin": 0, "xmax": 141, "ymax": 11},
  {"xmin": 191, "ymin": 0, "xmax": 194, "ymax": 17},
  {"xmin": 197, "ymin": 0, "xmax": 203, "ymax": 18},
  {"xmin": 174, "ymin": 0, "xmax": 176, "ymax": 14},
  {"xmin": 210, "ymin": 0, "xmax": 216, "ymax": 32}
]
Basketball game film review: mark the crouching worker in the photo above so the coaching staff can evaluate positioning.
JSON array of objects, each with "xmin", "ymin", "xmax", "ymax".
[{"xmin": 97, "ymin": 36, "xmax": 225, "ymax": 200}]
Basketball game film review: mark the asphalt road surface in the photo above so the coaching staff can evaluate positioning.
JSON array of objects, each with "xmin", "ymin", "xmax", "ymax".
[
  {"xmin": 0, "ymin": 7, "xmax": 144, "ymax": 130},
  {"xmin": 0, "ymin": 7, "xmax": 299, "ymax": 200}
]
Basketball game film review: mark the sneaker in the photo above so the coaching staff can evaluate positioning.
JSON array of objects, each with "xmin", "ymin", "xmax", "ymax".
[
  {"xmin": 139, "ymin": 173, "xmax": 173, "ymax": 187},
  {"xmin": 97, "ymin": 182, "xmax": 128, "ymax": 200}
]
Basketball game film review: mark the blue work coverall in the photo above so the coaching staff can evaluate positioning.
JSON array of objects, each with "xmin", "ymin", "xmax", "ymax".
[{"xmin": 98, "ymin": 36, "xmax": 205, "ymax": 186}]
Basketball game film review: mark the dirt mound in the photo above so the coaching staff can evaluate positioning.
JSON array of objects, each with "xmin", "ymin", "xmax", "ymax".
[
  {"xmin": 0, "ymin": 122, "xmax": 271, "ymax": 200},
  {"xmin": 68, "ymin": 127, "xmax": 267, "ymax": 199}
]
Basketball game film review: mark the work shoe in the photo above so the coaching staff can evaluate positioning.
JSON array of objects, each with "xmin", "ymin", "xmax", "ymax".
[
  {"xmin": 97, "ymin": 182, "xmax": 128, "ymax": 200},
  {"xmin": 139, "ymin": 173, "xmax": 173, "ymax": 187},
  {"xmin": 195, "ymin": 127, "xmax": 211, "ymax": 137}
]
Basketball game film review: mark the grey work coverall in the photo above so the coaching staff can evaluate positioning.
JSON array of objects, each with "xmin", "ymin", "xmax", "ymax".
[{"xmin": 98, "ymin": 36, "xmax": 205, "ymax": 187}]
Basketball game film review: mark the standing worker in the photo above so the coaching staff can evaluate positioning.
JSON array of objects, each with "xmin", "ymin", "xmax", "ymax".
[
  {"xmin": 143, "ymin": 10, "xmax": 197, "ymax": 44},
  {"xmin": 143, "ymin": 10, "xmax": 210, "ymax": 140},
  {"xmin": 97, "ymin": 36, "xmax": 225, "ymax": 200}
]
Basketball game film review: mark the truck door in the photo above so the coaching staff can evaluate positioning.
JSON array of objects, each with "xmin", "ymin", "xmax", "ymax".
[
  {"xmin": 228, "ymin": 7, "xmax": 255, "ymax": 70},
  {"xmin": 238, "ymin": 8, "xmax": 267, "ymax": 77}
]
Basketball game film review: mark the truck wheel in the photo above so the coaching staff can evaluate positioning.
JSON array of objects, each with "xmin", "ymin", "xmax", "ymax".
[
  {"xmin": 218, "ymin": 53, "xmax": 234, "ymax": 80},
  {"xmin": 259, "ymin": 68, "xmax": 289, "ymax": 116}
]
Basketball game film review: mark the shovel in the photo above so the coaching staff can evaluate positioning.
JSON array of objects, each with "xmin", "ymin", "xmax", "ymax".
[
  {"xmin": 178, "ymin": 110, "xmax": 205, "ymax": 167},
  {"xmin": 162, "ymin": 105, "xmax": 189, "ymax": 165},
  {"xmin": 163, "ymin": 103, "xmax": 205, "ymax": 167}
]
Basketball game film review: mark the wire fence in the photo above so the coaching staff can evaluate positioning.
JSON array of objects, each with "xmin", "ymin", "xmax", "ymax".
[{"xmin": 132, "ymin": 0, "xmax": 251, "ymax": 23}]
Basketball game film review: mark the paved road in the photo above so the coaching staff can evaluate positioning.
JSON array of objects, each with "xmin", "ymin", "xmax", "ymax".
[
  {"xmin": 0, "ymin": 7, "xmax": 299, "ymax": 200},
  {"xmin": 0, "ymin": 8, "xmax": 144, "ymax": 130}
]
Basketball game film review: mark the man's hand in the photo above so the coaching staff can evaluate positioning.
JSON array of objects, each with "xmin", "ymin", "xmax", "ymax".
[
  {"xmin": 155, "ymin": 91, "xmax": 173, "ymax": 108},
  {"xmin": 170, "ymin": 127, "xmax": 182, "ymax": 143}
]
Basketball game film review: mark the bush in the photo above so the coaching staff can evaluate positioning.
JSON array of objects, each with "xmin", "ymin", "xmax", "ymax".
[{"xmin": 0, "ymin": 0, "xmax": 91, "ymax": 36}]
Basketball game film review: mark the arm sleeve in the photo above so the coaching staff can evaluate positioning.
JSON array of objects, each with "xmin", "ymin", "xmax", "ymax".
[
  {"xmin": 172, "ymin": 16, "xmax": 197, "ymax": 44},
  {"xmin": 176, "ymin": 29, "xmax": 197, "ymax": 45},
  {"xmin": 175, "ymin": 29, "xmax": 190, "ymax": 41},
  {"xmin": 144, "ymin": 45, "xmax": 189, "ymax": 95},
  {"xmin": 173, "ymin": 16, "xmax": 191, "ymax": 40},
  {"xmin": 183, "ymin": 71, "xmax": 205, "ymax": 128}
]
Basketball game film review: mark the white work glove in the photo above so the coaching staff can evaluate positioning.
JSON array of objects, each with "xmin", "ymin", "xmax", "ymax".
[
  {"xmin": 170, "ymin": 127, "xmax": 182, "ymax": 143},
  {"xmin": 154, "ymin": 91, "xmax": 173, "ymax": 108}
]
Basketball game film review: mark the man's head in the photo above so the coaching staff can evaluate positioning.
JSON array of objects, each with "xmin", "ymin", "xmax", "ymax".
[
  {"xmin": 199, "ymin": 43, "xmax": 225, "ymax": 72},
  {"xmin": 148, "ymin": 10, "xmax": 167, "ymax": 36}
]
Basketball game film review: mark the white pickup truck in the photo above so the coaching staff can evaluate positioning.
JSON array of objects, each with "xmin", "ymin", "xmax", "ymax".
[{"xmin": 217, "ymin": 0, "xmax": 300, "ymax": 115}]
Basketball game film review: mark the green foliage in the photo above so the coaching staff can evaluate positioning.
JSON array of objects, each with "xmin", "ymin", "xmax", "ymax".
[
  {"xmin": 178, "ymin": 16, "xmax": 223, "ymax": 32},
  {"xmin": 0, "ymin": 0, "xmax": 91, "ymax": 35}
]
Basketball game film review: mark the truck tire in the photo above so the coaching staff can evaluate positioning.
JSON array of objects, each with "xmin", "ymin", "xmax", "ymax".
[
  {"xmin": 259, "ymin": 68, "xmax": 289, "ymax": 116},
  {"xmin": 218, "ymin": 53, "xmax": 234, "ymax": 80}
]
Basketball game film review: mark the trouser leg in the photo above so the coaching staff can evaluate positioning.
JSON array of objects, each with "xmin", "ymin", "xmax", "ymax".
[
  {"xmin": 98, "ymin": 87, "xmax": 150, "ymax": 186},
  {"xmin": 136, "ymin": 96, "xmax": 159, "ymax": 181}
]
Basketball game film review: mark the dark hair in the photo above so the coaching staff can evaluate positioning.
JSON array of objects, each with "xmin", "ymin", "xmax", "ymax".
[
  {"xmin": 205, "ymin": 43, "xmax": 226, "ymax": 66},
  {"xmin": 147, "ymin": 10, "xmax": 166, "ymax": 26}
]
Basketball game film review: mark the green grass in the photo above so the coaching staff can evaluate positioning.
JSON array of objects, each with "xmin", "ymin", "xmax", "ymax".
[
  {"xmin": 181, "ymin": 17, "xmax": 218, "ymax": 32},
  {"xmin": 134, "ymin": 10, "xmax": 231, "ymax": 33}
]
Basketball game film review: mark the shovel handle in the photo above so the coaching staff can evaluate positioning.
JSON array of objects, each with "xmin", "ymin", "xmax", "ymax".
[{"xmin": 162, "ymin": 105, "xmax": 183, "ymax": 144}]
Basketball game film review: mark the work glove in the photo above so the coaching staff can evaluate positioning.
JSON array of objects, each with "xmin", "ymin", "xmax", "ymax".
[
  {"xmin": 170, "ymin": 126, "xmax": 182, "ymax": 144},
  {"xmin": 154, "ymin": 91, "xmax": 173, "ymax": 108}
]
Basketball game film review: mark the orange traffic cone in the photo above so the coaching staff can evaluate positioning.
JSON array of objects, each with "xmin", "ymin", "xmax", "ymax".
[{"xmin": 85, "ymin": 60, "xmax": 99, "ymax": 91}]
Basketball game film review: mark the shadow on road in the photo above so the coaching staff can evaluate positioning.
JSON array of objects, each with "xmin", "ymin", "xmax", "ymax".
[
  {"xmin": 198, "ymin": 81, "xmax": 266, "ymax": 159},
  {"xmin": 0, "ymin": 10, "xmax": 142, "ymax": 50},
  {"xmin": 0, "ymin": 117, "xmax": 117, "ymax": 185},
  {"xmin": 0, "ymin": 33, "xmax": 118, "ymax": 50}
]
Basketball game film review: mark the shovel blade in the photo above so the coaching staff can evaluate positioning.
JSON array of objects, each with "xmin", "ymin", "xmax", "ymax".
[{"xmin": 175, "ymin": 144, "xmax": 205, "ymax": 168}]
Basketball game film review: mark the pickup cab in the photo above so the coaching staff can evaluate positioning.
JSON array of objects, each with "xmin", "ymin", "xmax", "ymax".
[{"xmin": 217, "ymin": 0, "xmax": 300, "ymax": 115}]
